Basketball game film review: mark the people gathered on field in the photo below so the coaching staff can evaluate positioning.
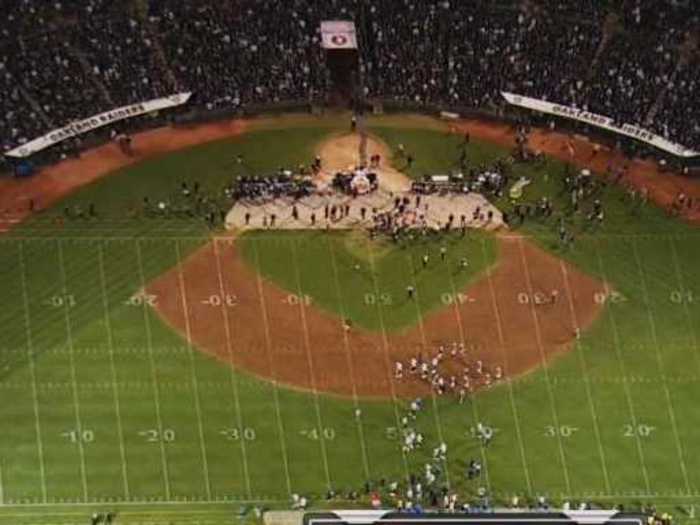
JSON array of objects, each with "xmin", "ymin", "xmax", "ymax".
[{"xmin": 2, "ymin": 0, "xmax": 699, "ymax": 165}]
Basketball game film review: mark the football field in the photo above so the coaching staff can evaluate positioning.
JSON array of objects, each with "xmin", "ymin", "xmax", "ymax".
[{"xmin": 1, "ymin": 117, "xmax": 699, "ymax": 524}]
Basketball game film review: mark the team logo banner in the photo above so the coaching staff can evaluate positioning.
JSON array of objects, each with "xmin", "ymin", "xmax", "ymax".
[
  {"xmin": 4, "ymin": 92, "xmax": 192, "ymax": 158},
  {"xmin": 502, "ymin": 91, "xmax": 700, "ymax": 158},
  {"xmin": 321, "ymin": 21, "xmax": 358, "ymax": 50}
]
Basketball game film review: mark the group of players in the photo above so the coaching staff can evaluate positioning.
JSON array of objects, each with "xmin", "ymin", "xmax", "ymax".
[{"xmin": 394, "ymin": 341, "xmax": 505, "ymax": 401}]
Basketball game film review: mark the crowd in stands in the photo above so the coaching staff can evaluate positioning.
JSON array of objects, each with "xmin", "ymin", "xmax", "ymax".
[{"xmin": 0, "ymin": 0, "xmax": 698, "ymax": 159}]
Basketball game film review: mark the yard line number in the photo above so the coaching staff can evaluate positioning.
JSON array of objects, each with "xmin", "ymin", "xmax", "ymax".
[
  {"xmin": 593, "ymin": 291, "xmax": 627, "ymax": 305},
  {"xmin": 364, "ymin": 293, "xmax": 393, "ymax": 305},
  {"xmin": 299, "ymin": 428, "xmax": 335, "ymax": 441},
  {"xmin": 545, "ymin": 425, "xmax": 579, "ymax": 438},
  {"xmin": 219, "ymin": 427, "xmax": 256, "ymax": 441},
  {"xmin": 124, "ymin": 293, "xmax": 158, "ymax": 307},
  {"xmin": 623, "ymin": 424, "xmax": 656, "ymax": 437},
  {"xmin": 517, "ymin": 291, "xmax": 556, "ymax": 305},
  {"xmin": 202, "ymin": 294, "xmax": 238, "ymax": 307},
  {"xmin": 286, "ymin": 294, "xmax": 312, "ymax": 306},
  {"xmin": 441, "ymin": 292, "xmax": 475, "ymax": 305},
  {"xmin": 139, "ymin": 429, "xmax": 176, "ymax": 443},
  {"xmin": 62, "ymin": 429, "xmax": 94, "ymax": 443},
  {"xmin": 45, "ymin": 294, "xmax": 76, "ymax": 308},
  {"xmin": 670, "ymin": 290, "xmax": 693, "ymax": 304}
]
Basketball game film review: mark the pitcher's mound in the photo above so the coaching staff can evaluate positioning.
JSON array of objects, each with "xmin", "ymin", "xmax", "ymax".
[{"xmin": 315, "ymin": 132, "xmax": 411, "ymax": 193}]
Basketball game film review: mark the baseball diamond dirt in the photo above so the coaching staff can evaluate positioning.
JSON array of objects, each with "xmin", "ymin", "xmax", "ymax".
[{"xmin": 146, "ymin": 233, "xmax": 604, "ymax": 398}]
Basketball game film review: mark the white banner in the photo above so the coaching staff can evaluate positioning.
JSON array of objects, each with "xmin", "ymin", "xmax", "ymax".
[
  {"xmin": 5, "ymin": 92, "xmax": 192, "ymax": 158},
  {"xmin": 321, "ymin": 21, "xmax": 358, "ymax": 50},
  {"xmin": 502, "ymin": 92, "xmax": 700, "ymax": 158}
]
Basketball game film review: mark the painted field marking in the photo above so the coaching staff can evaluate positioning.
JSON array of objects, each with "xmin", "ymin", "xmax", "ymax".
[
  {"xmin": 436, "ymin": 248, "xmax": 492, "ymax": 492},
  {"xmin": 56, "ymin": 240, "xmax": 89, "ymax": 502},
  {"xmin": 17, "ymin": 242, "xmax": 48, "ymax": 502},
  {"xmin": 11, "ymin": 231, "xmax": 700, "ymax": 243},
  {"xmin": 134, "ymin": 240, "xmax": 171, "ymax": 500},
  {"xmin": 250, "ymin": 239, "xmax": 292, "ymax": 496},
  {"xmin": 631, "ymin": 238, "xmax": 691, "ymax": 493},
  {"xmin": 480, "ymin": 238, "xmax": 532, "ymax": 494},
  {"xmin": 593, "ymin": 240, "xmax": 651, "ymax": 491},
  {"xmin": 365, "ymin": 241, "xmax": 411, "ymax": 483},
  {"xmin": 403, "ymin": 253, "xmax": 452, "ymax": 490},
  {"xmin": 516, "ymin": 238, "xmax": 571, "ymax": 494},
  {"xmin": 287, "ymin": 240, "xmax": 332, "ymax": 490},
  {"xmin": 668, "ymin": 239, "xmax": 700, "ymax": 375},
  {"xmin": 558, "ymin": 260, "xmax": 611, "ymax": 493},
  {"xmin": 96, "ymin": 243, "xmax": 130, "ymax": 499},
  {"xmin": 173, "ymin": 240, "xmax": 212, "ymax": 500},
  {"xmin": 326, "ymin": 238, "xmax": 371, "ymax": 481},
  {"xmin": 212, "ymin": 239, "xmax": 252, "ymax": 498}
]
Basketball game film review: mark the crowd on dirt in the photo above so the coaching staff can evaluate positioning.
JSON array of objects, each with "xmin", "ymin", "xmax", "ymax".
[
  {"xmin": 393, "ymin": 341, "xmax": 505, "ymax": 401},
  {"xmin": 1, "ymin": 0, "xmax": 699, "ymax": 164}
]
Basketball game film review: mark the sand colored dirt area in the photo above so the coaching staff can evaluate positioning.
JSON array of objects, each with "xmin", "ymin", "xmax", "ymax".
[
  {"xmin": 226, "ymin": 191, "xmax": 502, "ymax": 233},
  {"xmin": 147, "ymin": 234, "xmax": 604, "ymax": 399},
  {"xmin": 315, "ymin": 132, "xmax": 411, "ymax": 193},
  {"xmin": 225, "ymin": 132, "xmax": 503, "ymax": 232},
  {"xmin": 454, "ymin": 120, "xmax": 700, "ymax": 224},
  {"xmin": 0, "ymin": 119, "xmax": 246, "ymax": 232}
]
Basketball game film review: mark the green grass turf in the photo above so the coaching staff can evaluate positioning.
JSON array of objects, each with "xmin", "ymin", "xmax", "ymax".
[
  {"xmin": 1, "ymin": 116, "xmax": 700, "ymax": 523},
  {"xmin": 237, "ymin": 229, "xmax": 497, "ymax": 332}
]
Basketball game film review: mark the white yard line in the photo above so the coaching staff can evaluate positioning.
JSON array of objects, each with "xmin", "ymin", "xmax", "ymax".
[
  {"xmin": 250, "ymin": 239, "xmax": 293, "ymax": 496},
  {"xmin": 17, "ymin": 242, "xmax": 48, "ymax": 502},
  {"xmin": 593, "ymin": 242, "xmax": 651, "ymax": 491},
  {"xmin": 212, "ymin": 239, "xmax": 252, "ymax": 498},
  {"xmin": 325, "ymin": 238, "xmax": 371, "ymax": 482},
  {"xmin": 480, "ymin": 238, "xmax": 532, "ymax": 495},
  {"xmin": 5, "ymin": 370, "xmax": 700, "ymax": 386},
  {"xmin": 134, "ymin": 240, "xmax": 171, "ymax": 500},
  {"xmin": 173, "ymin": 240, "xmax": 213, "ymax": 500},
  {"xmin": 631, "ymin": 239, "xmax": 691, "ymax": 494},
  {"xmin": 558, "ymin": 260, "xmax": 611, "ymax": 493},
  {"xmin": 96, "ymin": 243, "xmax": 130, "ymax": 499},
  {"xmin": 288, "ymin": 240, "xmax": 332, "ymax": 490},
  {"xmin": 365, "ymin": 241, "xmax": 411, "ymax": 482},
  {"xmin": 434, "ymin": 248, "xmax": 492, "ymax": 492},
  {"xmin": 403, "ymin": 253, "xmax": 452, "ymax": 489},
  {"xmin": 0, "ymin": 461, "xmax": 4, "ymax": 505},
  {"xmin": 516, "ymin": 238, "xmax": 571, "ymax": 495},
  {"xmin": 56, "ymin": 240, "xmax": 89, "ymax": 502},
  {"xmin": 668, "ymin": 239, "xmax": 700, "ymax": 373},
  {"xmin": 10, "ymin": 232, "xmax": 700, "ymax": 242}
]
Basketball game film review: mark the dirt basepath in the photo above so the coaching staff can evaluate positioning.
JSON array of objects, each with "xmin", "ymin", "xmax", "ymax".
[
  {"xmin": 455, "ymin": 120, "xmax": 700, "ymax": 224},
  {"xmin": 0, "ymin": 119, "xmax": 246, "ymax": 232},
  {"xmin": 148, "ymin": 234, "xmax": 604, "ymax": 399}
]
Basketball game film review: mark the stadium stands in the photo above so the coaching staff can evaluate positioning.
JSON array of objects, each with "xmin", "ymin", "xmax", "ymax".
[{"xmin": 0, "ymin": 0, "xmax": 698, "ymax": 156}]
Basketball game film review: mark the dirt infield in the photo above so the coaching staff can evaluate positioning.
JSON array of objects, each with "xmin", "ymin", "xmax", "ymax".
[
  {"xmin": 0, "ymin": 119, "xmax": 246, "ymax": 232},
  {"xmin": 454, "ymin": 120, "xmax": 700, "ymax": 224},
  {"xmin": 147, "ymin": 234, "xmax": 604, "ymax": 398},
  {"xmin": 314, "ymin": 132, "xmax": 411, "ymax": 193}
]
